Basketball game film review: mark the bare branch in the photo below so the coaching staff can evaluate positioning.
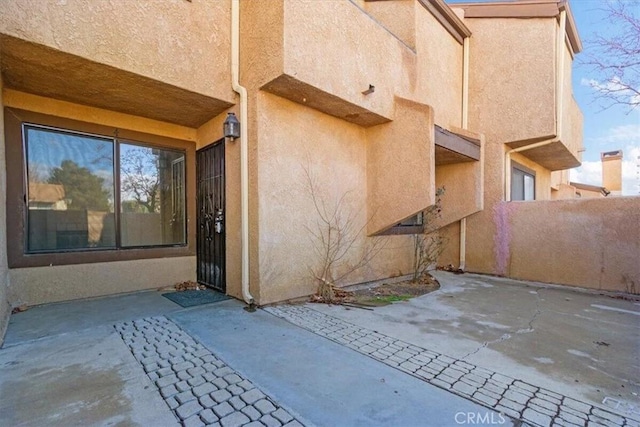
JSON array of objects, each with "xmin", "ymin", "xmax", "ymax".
[
  {"xmin": 411, "ymin": 187, "xmax": 448, "ymax": 282},
  {"xmin": 579, "ymin": 0, "xmax": 640, "ymax": 112},
  {"xmin": 301, "ymin": 161, "xmax": 387, "ymax": 303}
]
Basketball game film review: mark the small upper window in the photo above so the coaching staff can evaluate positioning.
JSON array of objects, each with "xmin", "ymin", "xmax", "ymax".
[
  {"xmin": 380, "ymin": 212, "xmax": 424, "ymax": 235},
  {"xmin": 511, "ymin": 162, "xmax": 535, "ymax": 201}
]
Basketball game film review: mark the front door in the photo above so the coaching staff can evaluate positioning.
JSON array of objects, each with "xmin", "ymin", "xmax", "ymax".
[{"xmin": 196, "ymin": 140, "xmax": 225, "ymax": 292}]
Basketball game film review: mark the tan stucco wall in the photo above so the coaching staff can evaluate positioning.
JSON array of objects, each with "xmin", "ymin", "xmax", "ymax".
[
  {"xmin": 460, "ymin": 132, "xmax": 505, "ymax": 273},
  {"xmin": 435, "ymin": 134, "xmax": 485, "ymax": 228},
  {"xmin": 9, "ymin": 257, "xmax": 196, "ymax": 307},
  {"xmin": 255, "ymin": 93, "xmax": 414, "ymax": 304},
  {"xmin": 559, "ymin": 36, "xmax": 583, "ymax": 162},
  {"xmin": 436, "ymin": 162, "xmax": 482, "ymax": 225},
  {"xmin": 575, "ymin": 187, "xmax": 605, "ymax": 199},
  {"xmin": 551, "ymin": 169, "xmax": 570, "ymax": 190},
  {"xmin": 413, "ymin": 5, "xmax": 463, "ymax": 128},
  {"xmin": 0, "ymin": 0, "xmax": 234, "ymax": 102},
  {"xmin": 603, "ymin": 158, "xmax": 623, "ymax": 193},
  {"xmin": 465, "ymin": 17, "xmax": 556, "ymax": 144},
  {"xmin": 438, "ymin": 221, "xmax": 461, "ymax": 269},
  {"xmin": 500, "ymin": 197, "xmax": 640, "ymax": 293},
  {"xmin": 552, "ymin": 183, "xmax": 577, "ymax": 200},
  {"xmin": 361, "ymin": 0, "xmax": 417, "ymax": 50},
  {"xmin": 465, "ymin": 195, "xmax": 640, "ymax": 292},
  {"xmin": 0, "ymin": 73, "xmax": 10, "ymax": 345},
  {"xmin": 460, "ymin": 141, "xmax": 552, "ymax": 274},
  {"xmin": 242, "ymin": 0, "xmax": 467, "ymax": 130},
  {"xmin": 367, "ymin": 97, "xmax": 435, "ymax": 234},
  {"xmin": 240, "ymin": 0, "xmax": 284, "ymax": 90},
  {"xmin": 282, "ymin": 0, "xmax": 403, "ymax": 121},
  {"xmin": 458, "ymin": 13, "xmax": 587, "ymax": 280},
  {"xmin": 237, "ymin": 0, "xmax": 469, "ymax": 303}
]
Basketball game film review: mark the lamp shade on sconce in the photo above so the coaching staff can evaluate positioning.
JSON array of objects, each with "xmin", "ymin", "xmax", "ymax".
[{"xmin": 223, "ymin": 112, "xmax": 240, "ymax": 140}]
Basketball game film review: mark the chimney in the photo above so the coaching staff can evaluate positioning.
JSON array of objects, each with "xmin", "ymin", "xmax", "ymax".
[{"xmin": 601, "ymin": 150, "xmax": 623, "ymax": 195}]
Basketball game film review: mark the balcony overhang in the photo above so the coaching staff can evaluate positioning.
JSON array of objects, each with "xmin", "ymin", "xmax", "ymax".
[
  {"xmin": 435, "ymin": 125, "xmax": 481, "ymax": 165},
  {"xmin": 261, "ymin": 74, "xmax": 390, "ymax": 128},
  {"xmin": 0, "ymin": 35, "xmax": 233, "ymax": 128},
  {"xmin": 507, "ymin": 136, "xmax": 581, "ymax": 171}
]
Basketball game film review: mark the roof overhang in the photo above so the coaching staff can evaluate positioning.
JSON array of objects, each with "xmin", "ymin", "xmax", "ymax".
[
  {"xmin": 507, "ymin": 136, "xmax": 581, "ymax": 171},
  {"xmin": 570, "ymin": 181, "xmax": 611, "ymax": 196},
  {"xmin": 435, "ymin": 125, "xmax": 481, "ymax": 165},
  {"xmin": 366, "ymin": 0, "xmax": 472, "ymax": 43},
  {"xmin": 418, "ymin": 0, "xmax": 472, "ymax": 44},
  {"xmin": 0, "ymin": 35, "xmax": 233, "ymax": 128},
  {"xmin": 450, "ymin": 0, "xmax": 582, "ymax": 53}
]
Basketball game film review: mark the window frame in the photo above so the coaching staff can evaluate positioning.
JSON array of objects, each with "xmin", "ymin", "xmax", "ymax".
[
  {"xmin": 23, "ymin": 123, "xmax": 118, "ymax": 253},
  {"xmin": 510, "ymin": 161, "xmax": 536, "ymax": 201},
  {"xmin": 379, "ymin": 212, "xmax": 425, "ymax": 235},
  {"xmin": 116, "ymin": 139, "xmax": 188, "ymax": 249},
  {"xmin": 5, "ymin": 108, "xmax": 196, "ymax": 269}
]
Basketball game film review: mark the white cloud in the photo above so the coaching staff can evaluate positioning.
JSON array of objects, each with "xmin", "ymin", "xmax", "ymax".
[
  {"xmin": 571, "ymin": 147, "xmax": 640, "ymax": 196},
  {"xmin": 572, "ymin": 125, "xmax": 640, "ymax": 196},
  {"xmin": 581, "ymin": 77, "xmax": 640, "ymax": 108},
  {"xmin": 587, "ymin": 123, "xmax": 640, "ymax": 146},
  {"xmin": 570, "ymin": 161, "xmax": 602, "ymax": 186}
]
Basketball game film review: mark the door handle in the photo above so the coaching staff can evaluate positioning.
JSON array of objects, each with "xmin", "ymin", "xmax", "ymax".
[{"xmin": 214, "ymin": 210, "xmax": 224, "ymax": 234}]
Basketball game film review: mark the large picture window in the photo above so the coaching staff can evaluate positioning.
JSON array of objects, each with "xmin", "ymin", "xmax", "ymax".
[{"xmin": 24, "ymin": 124, "xmax": 186, "ymax": 253}]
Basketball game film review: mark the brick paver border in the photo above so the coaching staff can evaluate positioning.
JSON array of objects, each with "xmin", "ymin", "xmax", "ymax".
[
  {"xmin": 115, "ymin": 316, "xmax": 305, "ymax": 427},
  {"xmin": 265, "ymin": 305, "xmax": 638, "ymax": 427}
]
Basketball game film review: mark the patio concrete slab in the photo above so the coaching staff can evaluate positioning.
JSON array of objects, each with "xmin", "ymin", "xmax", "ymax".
[
  {"xmin": 3, "ymin": 272, "xmax": 637, "ymax": 426},
  {"xmin": 0, "ymin": 325, "xmax": 176, "ymax": 426},
  {"xmin": 1, "ymin": 290, "xmax": 508, "ymax": 427},
  {"xmin": 4, "ymin": 290, "xmax": 181, "ymax": 347},
  {"xmin": 170, "ymin": 300, "xmax": 511, "ymax": 427},
  {"xmin": 309, "ymin": 271, "xmax": 640, "ymax": 418}
]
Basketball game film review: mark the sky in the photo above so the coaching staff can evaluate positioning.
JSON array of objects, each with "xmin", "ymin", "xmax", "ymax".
[
  {"xmin": 448, "ymin": 0, "xmax": 640, "ymax": 195},
  {"xmin": 567, "ymin": 0, "xmax": 639, "ymax": 195}
]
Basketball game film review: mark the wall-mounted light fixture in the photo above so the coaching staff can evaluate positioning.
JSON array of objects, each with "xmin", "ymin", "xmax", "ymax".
[
  {"xmin": 362, "ymin": 84, "xmax": 375, "ymax": 95},
  {"xmin": 223, "ymin": 112, "xmax": 240, "ymax": 140}
]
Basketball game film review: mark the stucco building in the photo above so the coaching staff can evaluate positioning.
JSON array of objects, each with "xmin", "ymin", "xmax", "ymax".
[{"xmin": 1, "ymin": 0, "xmax": 638, "ymax": 344}]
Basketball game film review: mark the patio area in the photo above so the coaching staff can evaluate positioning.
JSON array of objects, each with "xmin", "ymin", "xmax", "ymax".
[
  {"xmin": 310, "ymin": 271, "xmax": 640, "ymax": 413},
  {"xmin": 0, "ymin": 272, "xmax": 638, "ymax": 426}
]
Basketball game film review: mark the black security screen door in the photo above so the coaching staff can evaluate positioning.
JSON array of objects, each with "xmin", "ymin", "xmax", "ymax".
[{"xmin": 196, "ymin": 140, "xmax": 225, "ymax": 292}]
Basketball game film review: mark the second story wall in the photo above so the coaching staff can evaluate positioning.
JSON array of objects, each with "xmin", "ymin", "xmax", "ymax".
[
  {"xmin": 243, "ymin": 0, "xmax": 466, "ymax": 130},
  {"xmin": 359, "ymin": 0, "xmax": 417, "ymax": 50},
  {"xmin": 561, "ymin": 40, "xmax": 584, "ymax": 163},
  {"xmin": 413, "ymin": 3, "xmax": 463, "ymax": 128},
  {"xmin": 0, "ymin": 0, "xmax": 234, "ymax": 103},
  {"xmin": 464, "ymin": 17, "xmax": 557, "ymax": 143}
]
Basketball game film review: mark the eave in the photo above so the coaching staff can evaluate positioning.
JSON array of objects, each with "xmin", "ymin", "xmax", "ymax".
[{"xmin": 449, "ymin": 0, "xmax": 582, "ymax": 53}]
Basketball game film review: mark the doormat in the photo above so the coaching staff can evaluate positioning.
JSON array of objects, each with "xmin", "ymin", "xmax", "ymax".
[{"xmin": 162, "ymin": 289, "xmax": 230, "ymax": 308}]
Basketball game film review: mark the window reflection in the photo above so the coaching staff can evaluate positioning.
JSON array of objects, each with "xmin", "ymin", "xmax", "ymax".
[
  {"xmin": 119, "ymin": 143, "xmax": 186, "ymax": 247},
  {"xmin": 25, "ymin": 126, "xmax": 115, "ymax": 251},
  {"xmin": 24, "ymin": 125, "xmax": 186, "ymax": 252}
]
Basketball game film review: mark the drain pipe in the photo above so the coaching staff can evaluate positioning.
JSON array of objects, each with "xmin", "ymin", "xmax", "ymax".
[
  {"xmin": 459, "ymin": 36, "xmax": 470, "ymax": 271},
  {"xmin": 231, "ymin": 0, "xmax": 255, "ymax": 308},
  {"xmin": 504, "ymin": 8, "xmax": 566, "ymax": 201}
]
